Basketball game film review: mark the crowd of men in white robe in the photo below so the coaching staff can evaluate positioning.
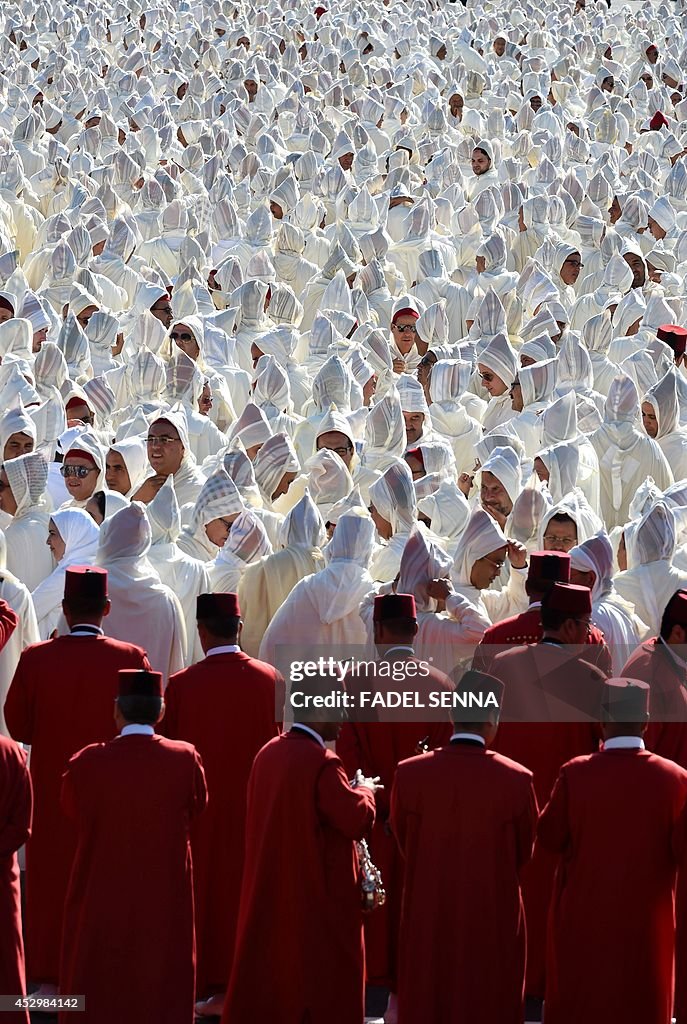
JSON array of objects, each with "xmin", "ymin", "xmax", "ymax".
[{"xmin": 0, "ymin": 0, "xmax": 686, "ymax": 717}]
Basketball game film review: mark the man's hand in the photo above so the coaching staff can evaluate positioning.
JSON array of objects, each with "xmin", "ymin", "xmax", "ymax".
[
  {"xmin": 458, "ymin": 472, "xmax": 474, "ymax": 497},
  {"xmin": 351, "ymin": 769, "xmax": 384, "ymax": 793},
  {"xmin": 426, "ymin": 578, "xmax": 453, "ymax": 601},
  {"xmin": 507, "ymin": 539, "xmax": 528, "ymax": 570},
  {"xmin": 483, "ymin": 501, "xmax": 508, "ymax": 529},
  {"xmin": 392, "ymin": 357, "xmax": 406, "ymax": 374},
  {"xmin": 131, "ymin": 475, "xmax": 167, "ymax": 504}
]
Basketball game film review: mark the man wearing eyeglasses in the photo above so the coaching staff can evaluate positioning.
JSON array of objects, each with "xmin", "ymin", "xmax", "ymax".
[
  {"xmin": 389, "ymin": 305, "xmax": 423, "ymax": 375},
  {"xmin": 488, "ymin": 582, "xmax": 607, "ymax": 1010},
  {"xmin": 315, "ymin": 424, "xmax": 355, "ymax": 471},
  {"xmin": 132, "ymin": 413, "xmax": 205, "ymax": 508}
]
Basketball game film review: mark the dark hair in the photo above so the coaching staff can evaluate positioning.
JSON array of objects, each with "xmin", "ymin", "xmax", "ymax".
[
  {"xmin": 63, "ymin": 595, "xmax": 109, "ymax": 619},
  {"xmin": 375, "ymin": 616, "xmax": 417, "ymax": 640},
  {"xmin": 474, "ymin": 146, "xmax": 491, "ymax": 162},
  {"xmin": 197, "ymin": 614, "xmax": 241, "ymax": 641},
  {"xmin": 116, "ymin": 695, "xmax": 163, "ymax": 725},
  {"xmin": 549, "ymin": 512, "xmax": 574, "ymax": 526},
  {"xmin": 660, "ymin": 592, "xmax": 687, "ymax": 639}
]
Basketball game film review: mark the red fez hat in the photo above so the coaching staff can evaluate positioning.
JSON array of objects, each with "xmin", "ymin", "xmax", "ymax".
[
  {"xmin": 118, "ymin": 669, "xmax": 163, "ymax": 699},
  {"xmin": 196, "ymin": 593, "xmax": 241, "ymax": 619},
  {"xmin": 657, "ymin": 324, "xmax": 687, "ymax": 357},
  {"xmin": 543, "ymin": 582, "xmax": 592, "ymax": 616},
  {"xmin": 663, "ymin": 589, "xmax": 687, "ymax": 627},
  {"xmin": 373, "ymin": 593, "xmax": 417, "ymax": 621},
  {"xmin": 455, "ymin": 668, "xmax": 505, "ymax": 707},
  {"xmin": 65, "ymin": 396, "xmax": 91, "ymax": 413},
  {"xmin": 64, "ymin": 447, "xmax": 98, "ymax": 467},
  {"xmin": 601, "ymin": 678, "xmax": 650, "ymax": 723},
  {"xmin": 64, "ymin": 566, "xmax": 108, "ymax": 602},
  {"xmin": 392, "ymin": 307, "xmax": 420, "ymax": 322},
  {"xmin": 314, "ymin": 5, "xmax": 327, "ymax": 16},
  {"xmin": 528, "ymin": 551, "xmax": 571, "ymax": 585},
  {"xmin": 649, "ymin": 111, "xmax": 669, "ymax": 131}
]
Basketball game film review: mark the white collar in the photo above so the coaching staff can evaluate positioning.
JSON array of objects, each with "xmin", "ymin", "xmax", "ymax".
[
  {"xmin": 450, "ymin": 732, "xmax": 486, "ymax": 746},
  {"xmin": 528, "ymin": 600, "xmax": 542, "ymax": 610},
  {"xmin": 119, "ymin": 724, "xmax": 155, "ymax": 738},
  {"xmin": 603, "ymin": 736, "xmax": 645, "ymax": 751},
  {"xmin": 70, "ymin": 624, "xmax": 105, "ymax": 636},
  {"xmin": 206, "ymin": 644, "xmax": 242, "ymax": 657},
  {"xmin": 290, "ymin": 723, "xmax": 325, "ymax": 748}
]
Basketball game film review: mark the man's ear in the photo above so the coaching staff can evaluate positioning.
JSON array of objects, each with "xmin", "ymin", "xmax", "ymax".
[{"xmin": 103, "ymin": 598, "xmax": 112, "ymax": 619}]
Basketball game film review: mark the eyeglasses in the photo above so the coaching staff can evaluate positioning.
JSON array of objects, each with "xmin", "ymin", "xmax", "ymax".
[
  {"xmin": 479, "ymin": 371, "xmax": 494, "ymax": 382},
  {"xmin": 218, "ymin": 517, "xmax": 234, "ymax": 530},
  {"xmin": 543, "ymin": 533, "xmax": 577, "ymax": 547},
  {"xmin": 480, "ymin": 555, "xmax": 505, "ymax": 571},
  {"xmin": 151, "ymin": 302, "xmax": 172, "ymax": 313},
  {"xmin": 392, "ymin": 324, "xmax": 417, "ymax": 333},
  {"xmin": 171, "ymin": 332, "xmax": 194, "ymax": 342},
  {"xmin": 563, "ymin": 259, "xmax": 584, "ymax": 269},
  {"xmin": 316, "ymin": 445, "xmax": 353, "ymax": 457},
  {"xmin": 61, "ymin": 464, "xmax": 97, "ymax": 479},
  {"xmin": 572, "ymin": 618, "xmax": 592, "ymax": 633},
  {"xmin": 146, "ymin": 435, "xmax": 180, "ymax": 446}
]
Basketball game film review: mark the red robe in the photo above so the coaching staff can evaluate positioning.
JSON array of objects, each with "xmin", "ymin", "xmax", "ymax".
[
  {"xmin": 3, "ymin": 634, "xmax": 150, "ymax": 984},
  {"xmin": 59, "ymin": 733, "xmax": 207, "ymax": 1024},
  {"xmin": 538, "ymin": 748, "xmax": 687, "ymax": 1024},
  {"xmin": 337, "ymin": 654, "xmax": 453, "ymax": 988},
  {"xmin": 489, "ymin": 642, "xmax": 607, "ymax": 998},
  {"xmin": 622, "ymin": 639, "xmax": 687, "ymax": 768},
  {"xmin": 222, "ymin": 730, "xmax": 375, "ymax": 1024},
  {"xmin": 0, "ymin": 736, "xmax": 32, "ymax": 1024},
  {"xmin": 473, "ymin": 603, "xmax": 612, "ymax": 675},
  {"xmin": 0, "ymin": 597, "xmax": 18, "ymax": 652},
  {"xmin": 390, "ymin": 740, "xmax": 538, "ymax": 1024},
  {"xmin": 162, "ymin": 651, "xmax": 283, "ymax": 995}
]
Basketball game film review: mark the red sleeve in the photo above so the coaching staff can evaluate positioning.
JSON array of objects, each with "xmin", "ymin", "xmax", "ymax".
[
  {"xmin": 274, "ymin": 670, "xmax": 285, "ymax": 730},
  {"xmin": 389, "ymin": 772, "xmax": 406, "ymax": 854},
  {"xmin": 3, "ymin": 655, "xmax": 33, "ymax": 745},
  {"xmin": 0, "ymin": 599, "xmax": 18, "ymax": 653},
  {"xmin": 0, "ymin": 743, "xmax": 32, "ymax": 857},
  {"xmin": 516, "ymin": 777, "xmax": 539, "ymax": 872},
  {"xmin": 336, "ymin": 723, "xmax": 366, "ymax": 779},
  {"xmin": 535, "ymin": 768, "xmax": 571, "ymax": 855},
  {"xmin": 190, "ymin": 750, "xmax": 208, "ymax": 820},
  {"xmin": 60, "ymin": 764, "xmax": 79, "ymax": 823},
  {"xmin": 316, "ymin": 757, "xmax": 376, "ymax": 840},
  {"xmin": 158, "ymin": 680, "xmax": 179, "ymax": 738},
  {"xmin": 141, "ymin": 651, "xmax": 153, "ymax": 671}
]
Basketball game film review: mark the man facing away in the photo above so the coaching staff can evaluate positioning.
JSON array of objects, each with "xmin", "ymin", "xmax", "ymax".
[
  {"xmin": 222, "ymin": 675, "xmax": 379, "ymax": 1024},
  {"xmin": 59, "ymin": 669, "xmax": 207, "ymax": 1024},
  {"xmin": 162, "ymin": 592, "xmax": 283, "ymax": 1019},
  {"xmin": 4, "ymin": 566, "xmax": 150, "ymax": 998},
  {"xmin": 538, "ymin": 678, "xmax": 687, "ymax": 1024},
  {"xmin": 391, "ymin": 669, "xmax": 538, "ymax": 1024}
]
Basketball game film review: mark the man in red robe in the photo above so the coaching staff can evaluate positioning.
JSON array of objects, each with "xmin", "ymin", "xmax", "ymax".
[
  {"xmin": 488, "ymin": 582, "xmax": 607, "ymax": 1003},
  {"xmin": 0, "ymin": 735, "xmax": 32, "ymax": 1024},
  {"xmin": 622, "ymin": 588, "xmax": 687, "ymax": 768},
  {"xmin": 337, "ymin": 593, "xmax": 454, "ymax": 1023},
  {"xmin": 391, "ymin": 669, "xmax": 537, "ymax": 1024},
  {"xmin": 538, "ymin": 677, "xmax": 687, "ymax": 1023},
  {"xmin": 59, "ymin": 669, "xmax": 207, "ymax": 1024},
  {"xmin": 162, "ymin": 593, "xmax": 283, "ymax": 1019},
  {"xmin": 4, "ymin": 567, "xmax": 150, "ymax": 995},
  {"xmin": 222, "ymin": 677, "xmax": 378, "ymax": 1024},
  {"xmin": 474, "ymin": 551, "xmax": 612, "ymax": 675}
]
